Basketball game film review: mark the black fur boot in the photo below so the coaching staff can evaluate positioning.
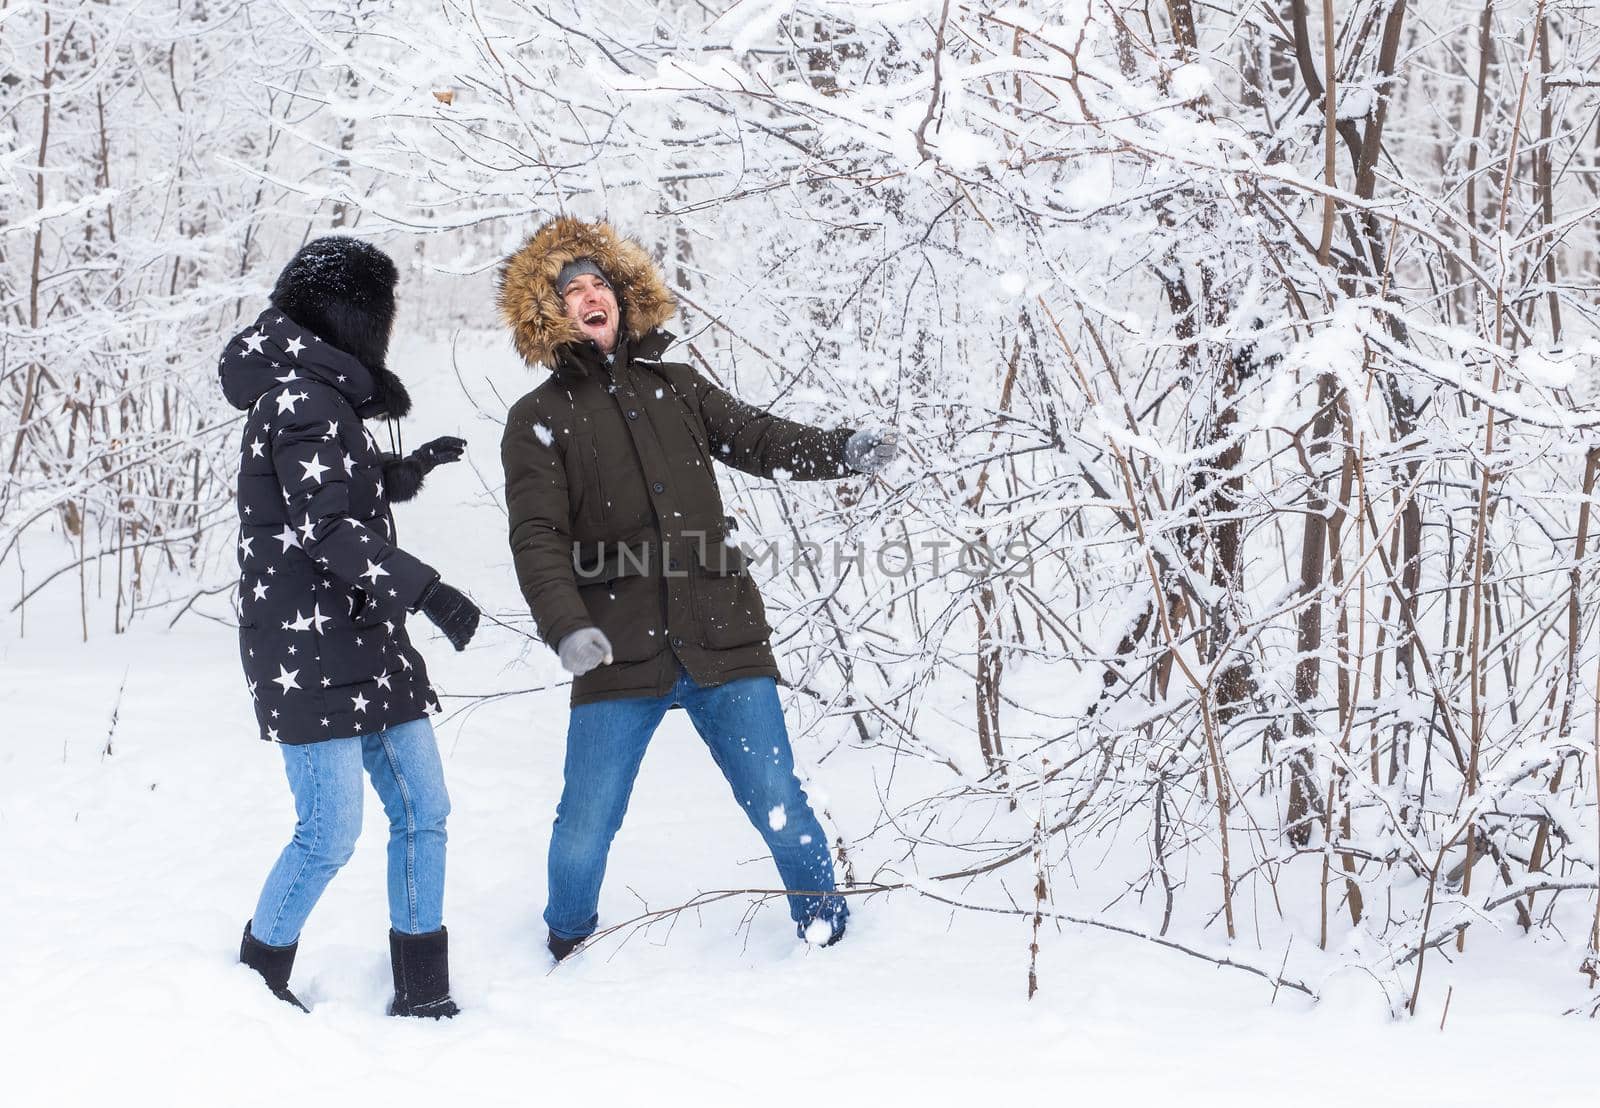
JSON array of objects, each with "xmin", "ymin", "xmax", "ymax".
[
  {"xmin": 387, "ymin": 926, "xmax": 460, "ymax": 1019},
  {"xmin": 239, "ymin": 921, "xmax": 309, "ymax": 1012}
]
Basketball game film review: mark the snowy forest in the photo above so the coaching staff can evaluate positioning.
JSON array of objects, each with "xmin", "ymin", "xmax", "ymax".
[{"xmin": 6, "ymin": 0, "xmax": 1600, "ymax": 1088}]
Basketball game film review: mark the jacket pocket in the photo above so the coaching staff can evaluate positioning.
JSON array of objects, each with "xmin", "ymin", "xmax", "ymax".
[
  {"xmin": 574, "ymin": 541, "xmax": 661, "ymax": 663},
  {"xmin": 692, "ymin": 539, "xmax": 771, "ymax": 650},
  {"xmin": 570, "ymin": 431, "xmax": 609, "ymax": 525},
  {"xmin": 348, "ymin": 585, "xmax": 386, "ymax": 628},
  {"xmin": 320, "ymin": 624, "xmax": 391, "ymax": 687}
]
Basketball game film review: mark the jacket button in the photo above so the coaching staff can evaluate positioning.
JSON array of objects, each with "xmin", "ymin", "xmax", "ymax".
[
  {"xmin": 627, "ymin": 409, "xmax": 639, "ymax": 420},
  {"xmin": 672, "ymin": 636, "xmax": 684, "ymax": 648},
  {"xmin": 652, "ymin": 481, "xmax": 665, "ymax": 493}
]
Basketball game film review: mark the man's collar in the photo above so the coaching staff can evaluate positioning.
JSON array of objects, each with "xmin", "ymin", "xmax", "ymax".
[
  {"xmin": 551, "ymin": 328, "xmax": 675, "ymax": 380},
  {"xmin": 631, "ymin": 329, "xmax": 674, "ymax": 362}
]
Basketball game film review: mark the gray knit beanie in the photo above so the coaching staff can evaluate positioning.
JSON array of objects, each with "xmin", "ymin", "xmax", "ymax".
[{"xmin": 555, "ymin": 258, "xmax": 611, "ymax": 296}]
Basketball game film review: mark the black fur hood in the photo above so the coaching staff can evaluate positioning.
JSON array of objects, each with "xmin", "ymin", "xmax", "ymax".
[{"xmin": 255, "ymin": 235, "xmax": 411, "ymax": 420}]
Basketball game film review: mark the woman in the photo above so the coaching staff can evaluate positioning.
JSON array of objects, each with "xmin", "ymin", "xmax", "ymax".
[{"xmin": 217, "ymin": 236, "xmax": 481, "ymax": 1016}]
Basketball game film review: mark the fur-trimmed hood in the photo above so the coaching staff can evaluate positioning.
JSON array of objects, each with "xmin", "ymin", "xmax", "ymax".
[{"xmin": 496, "ymin": 217, "xmax": 677, "ymax": 371}]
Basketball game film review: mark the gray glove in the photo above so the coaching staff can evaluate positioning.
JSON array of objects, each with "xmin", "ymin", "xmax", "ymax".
[
  {"xmin": 557, "ymin": 627, "xmax": 614, "ymax": 675},
  {"xmin": 845, "ymin": 428, "xmax": 899, "ymax": 474}
]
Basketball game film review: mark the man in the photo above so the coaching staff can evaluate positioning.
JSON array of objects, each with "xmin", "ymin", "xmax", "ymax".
[{"xmin": 496, "ymin": 217, "xmax": 898, "ymax": 960}]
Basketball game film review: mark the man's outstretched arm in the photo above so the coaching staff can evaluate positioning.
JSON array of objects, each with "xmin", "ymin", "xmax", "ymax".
[{"xmin": 664, "ymin": 362, "xmax": 871, "ymax": 481}]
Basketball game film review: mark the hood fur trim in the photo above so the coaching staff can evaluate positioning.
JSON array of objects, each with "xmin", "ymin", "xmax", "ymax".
[{"xmin": 496, "ymin": 217, "xmax": 677, "ymax": 369}]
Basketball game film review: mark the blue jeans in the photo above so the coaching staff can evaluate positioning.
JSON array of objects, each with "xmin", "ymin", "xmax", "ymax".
[
  {"xmin": 249, "ymin": 717, "xmax": 450, "ymax": 947},
  {"xmin": 545, "ymin": 664, "xmax": 847, "ymax": 942}
]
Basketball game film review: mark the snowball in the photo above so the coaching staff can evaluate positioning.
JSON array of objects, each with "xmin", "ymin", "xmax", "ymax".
[
  {"xmin": 768, "ymin": 805, "xmax": 788, "ymax": 831},
  {"xmin": 802, "ymin": 918, "xmax": 835, "ymax": 946}
]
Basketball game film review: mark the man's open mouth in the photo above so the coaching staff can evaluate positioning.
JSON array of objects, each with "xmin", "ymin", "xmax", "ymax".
[{"xmin": 583, "ymin": 310, "xmax": 607, "ymax": 326}]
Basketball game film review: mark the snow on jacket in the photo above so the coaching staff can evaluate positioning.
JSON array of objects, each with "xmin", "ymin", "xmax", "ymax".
[{"xmin": 219, "ymin": 308, "xmax": 440, "ymax": 743}]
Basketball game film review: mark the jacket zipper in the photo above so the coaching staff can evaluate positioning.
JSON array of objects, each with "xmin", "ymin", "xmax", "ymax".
[{"xmin": 589, "ymin": 434, "xmax": 609, "ymax": 521}]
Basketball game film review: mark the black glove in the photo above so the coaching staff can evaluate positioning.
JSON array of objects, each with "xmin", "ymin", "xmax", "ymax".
[
  {"xmin": 417, "ymin": 578, "xmax": 480, "ymax": 651},
  {"xmin": 412, "ymin": 435, "xmax": 467, "ymax": 473},
  {"xmin": 383, "ymin": 437, "xmax": 467, "ymax": 503}
]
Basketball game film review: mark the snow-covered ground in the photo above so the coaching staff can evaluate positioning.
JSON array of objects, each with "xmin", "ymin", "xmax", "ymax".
[{"xmin": 4, "ymin": 338, "xmax": 1598, "ymax": 1106}]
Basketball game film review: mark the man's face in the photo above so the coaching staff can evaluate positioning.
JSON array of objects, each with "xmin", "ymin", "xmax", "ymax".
[{"xmin": 562, "ymin": 273, "xmax": 620, "ymax": 354}]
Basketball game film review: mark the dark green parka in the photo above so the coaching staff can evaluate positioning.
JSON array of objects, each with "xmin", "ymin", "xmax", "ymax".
[{"xmin": 497, "ymin": 218, "xmax": 857, "ymax": 705}]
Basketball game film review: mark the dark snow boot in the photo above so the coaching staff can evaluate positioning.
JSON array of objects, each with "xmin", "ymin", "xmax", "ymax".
[
  {"xmin": 387, "ymin": 926, "xmax": 460, "ymax": 1019},
  {"xmin": 239, "ymin": 921, "xmax": 309, "ymax": 1012},
  {"xmin": 547, "ymin": 930, "xmax": 584, "ymax": 963}
]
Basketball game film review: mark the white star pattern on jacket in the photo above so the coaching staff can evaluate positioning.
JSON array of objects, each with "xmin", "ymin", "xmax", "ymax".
[
  {"xmin": 299, "ymin": 453, "xmax": 331, "ymax": 484},
  {"xmin": 225, "ymin": 308, "xmax": 441, "ymax": 746}
]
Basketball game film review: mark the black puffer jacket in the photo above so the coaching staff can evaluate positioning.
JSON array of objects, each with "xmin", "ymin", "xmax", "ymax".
[{"xmin": 220, "ymin": 300, "xmax": 440, "ymax": 744}]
